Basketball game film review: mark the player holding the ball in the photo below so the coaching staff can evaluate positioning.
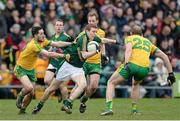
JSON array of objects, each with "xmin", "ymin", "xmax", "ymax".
[{"xmin": 79, "ymin": 9, "xmax": 117, "ymax": 114}]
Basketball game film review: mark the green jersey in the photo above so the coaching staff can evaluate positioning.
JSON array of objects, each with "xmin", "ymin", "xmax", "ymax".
[
  {"xmin": 49, "ymin": 31, "xmax": 73, "ymax": 68},
  {"xmin": 64, "ymin": 32, "xmax": 101, "ymax": 68}
]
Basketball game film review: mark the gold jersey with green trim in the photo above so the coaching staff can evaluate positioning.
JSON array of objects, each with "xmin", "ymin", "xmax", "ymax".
[
  {"xmin": 86, "ymin": 28, "xmax": 105, "ymax": 64},
  {"xmin": 125, "ymin": 35, "xmax": 158, "ymax": 67},
  {"xmin": 17, "ymin": 38, "xmax": 51, "ymax": 70},
  {"xmin": 77, "ymin": 28, "xmax": 105, "ymax": 64}
]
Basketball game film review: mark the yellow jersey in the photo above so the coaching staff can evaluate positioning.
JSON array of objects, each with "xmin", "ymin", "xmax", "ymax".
[
  {"xmin": 125, "ymin": 35, "xmax": 158, "ymax": 67},
  {"xmin": 16, "ymin": 39, "xmax": 51, "ymax": 70},
  {"xmin": 86, "ymin": 28, "xmax": 105, "ymax": 64}
]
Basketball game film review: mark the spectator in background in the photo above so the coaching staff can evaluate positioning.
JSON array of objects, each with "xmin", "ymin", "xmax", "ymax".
[
  {"xmin": 6, "ymin": 24, "xmax": 23, "ymax": 67},
  {"xmin": 45, "ymin": 11, "xmax": 56, "ymax": 38},
  {"xmin": 3, "ymin": 0, "xmax": 15, "ymax": 32},
  {"xmin": 159, "ymin": 39, "xmax": 171, "ymax": 55},
  {"xmin": 0, "ymin": 62, "xmax": 13, "ymax": 99},
  {"xmin": 172, "ymin": 11, "xmax": 180, "ymax": 40},
  {"xmin": 139, "ymin": 0, "xmax": 152, "ymax": 19},
  {"xmin": 156, "ymin": 10, "xmax": 164, "ymax": 35},
  {"xmin": 69, "ymin": 0, "xmax": 83, "ymax": 25},
  {"xmin": 106, "ymin": 24, "xmax": 120, "ymax": 60},
  {"xmin": 0, "ymin": 38, "xmax": 9, "ymax": 62},
  {"xmin": 171, "ymin": 57, "xmax": 180, "ymax": 72},
  {"xmin": 24, "ymin": 10, "xmax": 34, "ymax": 29},
  {"xmin": 100, "ymin": 20, "xmax": 109, "ymax": 34},
  {"xmin": 157, "ymin": 25, "xmax": 171, "ymax": 47},
  {"xmin": 153, "ymin": 58, "xmax": 168, "ymax": 83},
  {"xmin": 33, "ymin": 0, "xmax": 46, "ymax": 13},
  {"xmin": 125, "ymin": 7, "xmax": 134, "ymax": 22},
  {"xmin": 174, "ymin": 38, "xmax": 180, "ymax": 58},
  {"xmin": 101, "ymin": 4, "xmax": 117, "ymax": 25},
  {"xmin": 134, "ymin": 11, "xmax": 144, "ymax": 29},
  {"xmin": 34, "ymin": 8, "xmax": 46, "ymax": 29},
  {"xmin": 66, "ymin": 27, "xmax": 76, "ymax": 38},
  {"xmin": 152, "ymin": 57, "xmax": 171, "ymax": 98},
  {"xmin": 64, "ymin": 17, "xmax": 80, "ymax": 37},
  {"xmin": 159, "ymin": 0, "xmax": 171, "ymax": 17},
  {"xmin": 114, "ymin": 7, "xmax": 128, "ymax": 38},
  {"xmin": 0, "ymin": 10, "xmax": 7, "ymax": 39}
]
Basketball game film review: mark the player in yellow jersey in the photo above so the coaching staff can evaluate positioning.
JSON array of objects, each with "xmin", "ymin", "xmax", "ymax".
[
  {"xmin": 101, "ymin": 25, "xmax": 176, "ymax": 116},
  {"xmin": 14, "ymin": 26, "xmax": 72, "ymax": 114},
  {"xmin": 79, "ymin": 9, "xmax": 117, "ymax": 113}
]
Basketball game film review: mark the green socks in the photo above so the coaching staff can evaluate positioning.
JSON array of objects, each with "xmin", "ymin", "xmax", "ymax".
[
  {"xmin": 132, "ymin": 102, "xmax": 138, "ymax": 112},
  {"xmin": 18, "ymin": 91, "xmax": 24, "ymax": 100},
  {"xmin": 37, "ymin": 101, "xmax": 44, "ymax": 110},
  {"xmin": 105, "ymin": 100, "xmax": 113, "ymax": 111},
  {"xmin": 63, "ymin": 99, "xmax": 73, "ymax": 108},
  {"xmin": 80, "ymin": 96, "xmax": 89, "ymax": 103}
]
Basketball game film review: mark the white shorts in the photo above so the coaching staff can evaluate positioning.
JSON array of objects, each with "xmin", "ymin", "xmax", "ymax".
[
  {"xmin": 47, "ymin": 64, "xmax": 57, "ymax": 70},
  {"xmin": 56, "ymin": 61, "xmax": 85, "ymax": 82}
]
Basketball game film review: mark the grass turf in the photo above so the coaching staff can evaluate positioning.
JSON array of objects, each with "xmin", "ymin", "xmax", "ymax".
[{"xmin": 0, "ymin": 98, "xmax": 180, "ymax": 120}]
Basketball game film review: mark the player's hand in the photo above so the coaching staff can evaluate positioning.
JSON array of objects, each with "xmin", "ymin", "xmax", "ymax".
[
  {"xmin": 167, "ymin": 72, "xmax": 176, "ymax": 86},
  {"xmin": 72, "ymin": 41, "xmax": 77, "ymax": 45},
  {"xmin": 101, "ymin": 55, "xmax": 109, "ymax": 66},
  {"xmin": 64, "ymin": 54, "xmax": 71, "ymax": 62}
]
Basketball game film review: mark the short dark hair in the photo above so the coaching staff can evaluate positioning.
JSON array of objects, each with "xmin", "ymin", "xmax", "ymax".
[
  {"xmin": 56, "ymin": 19, "xmax": 64, "ymax": 23},
  {"xmin": 85, "ymin": 24, "xmax": 98, "ymax": 31},
  {"xmin": 31, "ymin": 26, "xmax": 42, "ymax": 37}
]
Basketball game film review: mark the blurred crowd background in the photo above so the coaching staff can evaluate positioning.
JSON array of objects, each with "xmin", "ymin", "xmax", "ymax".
[{"xmin": 0, "ymin": 0, "xmax": 180, "ymax": 99}]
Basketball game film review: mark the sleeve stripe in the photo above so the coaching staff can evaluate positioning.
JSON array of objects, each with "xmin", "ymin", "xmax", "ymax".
[{"xmin": 152, "ymin": 47, "xmax": 159, "ymax": 55}]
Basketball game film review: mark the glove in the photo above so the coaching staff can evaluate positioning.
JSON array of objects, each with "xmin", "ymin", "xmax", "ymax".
[
  {"xmin": 64, "ymin": 54, "xmax": 71, "ymax": 62},
  {"xmin": 101, "ymin": 55, "xmax": 109, "ymax": 66},
  {"xmin": 167, "ymin": 72, "xmax": 176, "ymax": 86}
]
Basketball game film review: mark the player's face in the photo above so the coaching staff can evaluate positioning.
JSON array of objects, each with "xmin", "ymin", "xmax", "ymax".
[
  {"xmin": 88, "ymin": 16, "xmax": 98, "ymax": 26},
  {"xmin": 88, "ymin": 27, "xmax": 97, "ymax": 40},
  {"xmin": 37, "ymin": 29, "xmax": 45, "ymax": 42},
  {"xmin": 55, "ymin": 21, "xmax": 64, "ymax": 34}
]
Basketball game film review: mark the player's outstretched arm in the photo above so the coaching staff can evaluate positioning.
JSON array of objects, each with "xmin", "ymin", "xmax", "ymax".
[
  {"xmin": 102, "ymin": 38, "xmax": 117, "ymax": 44},
  {"xmin": 50, "ymin": 41, "xmax": 72, "ymax": 47},
  {"xmin": 41, "ymin": 49, "xmax": 70, "ymax": 60},
  {"xmin": 154, "ymin": 49, "xmax": 175, "ymax": 85},
  {"xmin": 154, "ymin": 49, "xmax": 173, "ymax": 73}
]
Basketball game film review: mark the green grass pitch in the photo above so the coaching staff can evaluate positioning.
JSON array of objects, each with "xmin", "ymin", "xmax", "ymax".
[{"xmin": 0, "ymin": 98, "xmax": 180, "ymax": 120}]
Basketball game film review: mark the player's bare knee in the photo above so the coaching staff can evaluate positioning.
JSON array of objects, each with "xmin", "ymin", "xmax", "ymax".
[
  {"xmin": 26, "ymin": 85, "xmax": 34, "ymax": 93},
  {"xmin": 44, "ymin": 79, "xmax": 51, "ymax": 85},
  {"xmin": 80, "ymin": 81, "xmax": 87, "ymax": 90},
  {"xmin": 29, "ymin": 91, "xmax": 34, "ymax": 99},
  {"xmin": 91, "ymin": 83, "xmax": 98, "ymax": 92}
]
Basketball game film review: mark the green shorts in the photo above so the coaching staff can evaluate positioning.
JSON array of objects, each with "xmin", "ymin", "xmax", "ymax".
[
  {"xmin": 117, "ymin": 62, "xmax": 149, "ymax": 81},
  {"xmin": 14, "ymin": 65, "xmax": 37, "ymax": 82},
  {"xmin": 83, "ymin": 62, "xmax": 101, "ymax": 75}
]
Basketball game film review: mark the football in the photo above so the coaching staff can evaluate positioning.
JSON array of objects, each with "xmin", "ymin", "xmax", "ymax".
[{"xmin": 87, "ymin": 41, "xmax": 99, "ymax": 52}]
